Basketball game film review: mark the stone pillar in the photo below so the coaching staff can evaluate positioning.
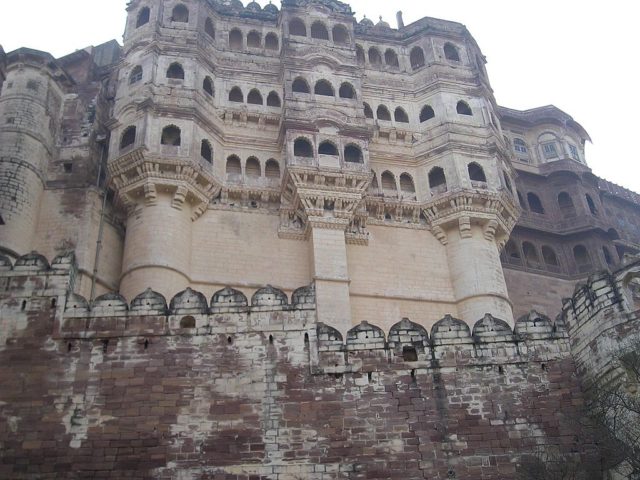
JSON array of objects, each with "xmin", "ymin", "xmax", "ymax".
[
  {"xmin": 310, "ymin": 222, "xmax": 352, "ymax": 335},
  {"xmin": 119, "ymin": 191, "xmax": 193, "ymax": 301}
]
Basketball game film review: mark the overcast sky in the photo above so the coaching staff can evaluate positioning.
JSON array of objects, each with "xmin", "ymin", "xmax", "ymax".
[{"xmin": 1, "ymin": 0, "xmax": 638, "ymax": 193}]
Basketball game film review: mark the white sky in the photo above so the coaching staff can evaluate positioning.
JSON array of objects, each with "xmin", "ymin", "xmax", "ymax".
[{"xmin": 1, "ymin": 0, "xmax": 638, "ymax": 193}]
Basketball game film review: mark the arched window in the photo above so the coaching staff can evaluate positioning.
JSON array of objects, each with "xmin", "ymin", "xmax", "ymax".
[
  {"xmin": 292, "ymin": 77, "xmax": 310, "ymax": 93},
  {"xmin": 522, "ymin": 242, "xmax": 540, "ymax": 267},
  {"xmin": 318, "ymin": 141, "xmax": 338, "ymax": 156},
  {"xmin": 410, "ymin": 46, "xmax": 425, "ymax": 69},
  {"xmin": 247, "ymin": 89, "xmax": 263, "ymax": 105},
  {"xmin": 289, "ymin": 18, "xmax": 306, "ymax": 37},
  {"xmin": 573, "ymin": 245, "xmax": 592, "ymax": 273},
  {"xmin": 203, "ymin": 76, "xmax": 214, "ymax": 96},
  {"xmin": 294, "ymin": 138, "xmax": 313, "ymax": 157},
  {"xmin": 558, "ymin": 192, "xmax": 576, "ymax": 218},
  {"xmin": 129, "ymin": 66, "xmax": 143, "ymax": 85},
  {"xmin": 368, "ymin": 47, "xmax": 382, "ymax": 65},
  {"xmin": 171, "ymin": 4, "xmax": 189, "ymax": 23},
  {"xmin": 456, "ymin": 101, "xmax": 472, "ymax": 116},
  {"xmin": 166, "ymin": 63, "xmax": 185, "ymax": 80},
  {"xmin": 444, "ymin": 42, "xmax": 460, "ymax": 61},
  {"xmin": 229, "ymin": 86, "xmax": 243, "ymax": 103},
  {"xmin": 542, "ymin": 246, "xmax": 559, "ymax": 267},
  {"xmin": 363, "ymin": 103, "xmax": 373, "ymax": 119},
  {"xmin": 314, "ymin": 80, "xmax": 334, "ymax": 97},
  {"xmin": 246, "ymin": 157, "xmax": 260, "ymax": 178},
  {"xmin": 247, "ymin": 31, "xmax": 261, "ymax": 48},
  {"xmin": 586, "ymin": 194, "xmax": 598, "ymax": 215},
  {"xmin": 400, "ymin": 173, "xmax": 415, "ymax": 194},
  {"xmin": 265, "ymin": 33, "xmax": 279, "ymax": 50},
  {"xmin": 385, "ymin": 49, "xmax": 399, "ymax": 68},
  {"xmin": 381, "ymin": 171, "xmax": 396, "ymax": 192},
  {"xmin": 603, "ymin": 246, "xmax": 614, "ymax": 266},
  {"xmin": 394, "ymin": 107, "xmax": 409, "ymax": 123},
  {"xmin": 120, "ymin": 126, "xmax": 136, "ymax": 150},
  {"xmin": 527, "ymin": 193, "xmax": 545, "ymax": 214},
  {"xmin": 229, "ymin": 29, "xmax": 243, "ymax": 50},
  {"xmin": 356, "ymin": 45, "xmax": 365, "ymax": 64},
  {"xmin": 265, "ymin": 159, "xmax": 280, "ymax": 178},
  {"xmin": 513, "ymin": 138, "xmax": 529, "ymax": 157},
  {"xmin": 420, "ymin": 105, "xmax": 435, "ymax": 122},
  {"xmin": 205, "ymin": 18, "xmax": 215, "ymax": 39},
  {"xmin": 468, "ymin": 162, "xmax": 486, "ymax": 183},
  {"xmin": 266, "ymin": 91, "xmax": 281, "ymax": 107},
  {"xmin": 428, "ymin": 167, "xmax": 447, "ymax": 194},
  {"xmin": 332, "ymin": 24, "xmax": 349, "ymax": 45},
  {"xmin": 200, "ymin": 140, "xmax": 212, "ymax": 163},
  {"xmin": 339, "ymin": 82, "xmax": 356, "ymax": 99},
  {"xmin": 369, "ymin": 172, "xmax": 379, "ymax": 193},
  {"xmin": 504, "ymin": 240, "xmax": 521, "ymax": 264},
  {"xmin": 377, "ymin": 105, "xmax": 391, "ymax": 121},
  {"xmin": 311, "ymin": 21, "xmax": 329, "ymax": 40},
  {"xmin": 161, "ymin": 125, "xmax": 181, "ymax": 146},
  {"xmin": 136, "ymin": 7, "xmax": 150, "ymax": 28},
  {"xmin": 226, "ymin": 155, "xmax": 242, "ymax": 178},
  {"xmin": 344, "ymin": 144, "xmax": 363, "ymax": 163}
]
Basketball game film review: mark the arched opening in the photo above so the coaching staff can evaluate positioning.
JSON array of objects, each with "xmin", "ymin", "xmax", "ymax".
[
  {"xmin": 292, "ymin": 77, "xmax": 310, "ymax": 93},
  {"xmin": 265, "ymin": 33, "xmax": 279, "ymax": 50},
  {"xmin": 428, "ymin": 167, "xmax": 447, "ymax": 194},
  {"xmin": 410, "ymin": 46, "xmax": 425, "ymax": 69},
  {"xmin": 203, "ymin": 76, "xmax": 214, "ymax": 96},
  {"xmin": 456, "ymin": 101, "xmax": 472, "ymax": 116},
  {"xmin": 377, "ymin": 105, "xmax": 391, "ymax": 121},
  {"xmin": 205, "ymin": 18, "xmax": 215, "ymax": 39},
  {"xmin": 166, "ymin": 63, "xmax": 185, "ymax": 80},
  {"xmin": 229, "ymin": 29, "xmax": 243, "ymax": 50},
  {"xmin": 363, "ymin": 103, "xmax": 373, "ymax": 119},
  {"xmin": 246, "ymin": 157, "xmax": 261, "ymax": 178},
  {"xmin": 444, "ymin": 42, "xmax": 460, "ymax": 61},
  {"xmin": 468, "ymin": 162, "xmax": 486, "ymax": 183},
  {"xmin": 247, "ymin": 89, "xmax": 263, "ymax": 105},
  {"xmin": 420, "ymin": 105, "xmax": 435, "ymax": 122},
  {"xmin": 385, "ymin": 49, "xmax": 399, "ymax": 68},
  {"xmin": 294, "ymin": 138, "xmax": 313, "ymax": 157},
  {"xmin": 120, "ymin": 126, "xmax": 136, "ymax": 150},
  {"xmin": 394, "ymin": 107, "xmax": 409, "ymax": 123},
  {"xmin": 161, "ymin": 125, "xmax": 181, "ymax": 146},
  {"xmin": 527, "ymin": 193, "xmax": 545, "ymax": 214},
  {"xmin": 504, "ymin": 240, "xmax": 521, "ymax": 265},
  {"xmin": 523, "ymin": 242, "xmax": 540, "ymax": 268},
  {"xmin": 400, "ymin": 173, "xmax": 415, "ymax": 194},
  {"xmin": 603, "ymin": 246, "xmax": 614, "ymax": 266},
  {"xmin": 344, "ymin": 144, "xmax": 363, "ymax": 163},
  {"xmin": 289, "ymin": 18, "xmax": 306, "ymax": 37},
  {"xmin": 180, "ymin": 316, "xmax": 196, "ymax": 329},
  {"xmin": 129, "ymin": 66, "xmax": 143, "ymax": 85},
  {"xmin": 311, "ymin": 21, "xmax": 329, "ymax": 40},
  {"xmin": 339, "ymin": 82, "xmax": 356, "ymax": 99},
  {"xmin": 356, "ymin": 45, "xmax": 365, "ymax": 64},
  {"xmin": 265, "ymin": 159, "xmax": 280, "ymax": 178},
  {"xmin": 136, "ymin": 7, "xmax": 150, "ymax": 28},
  {"xmin": 229, "ymin": 86, "xmax": 243, "ymax": 103},
  {"xmin": 558, "ymin": 192, "xmax": 576, "ymax": 218},
  {"xmin": 513, "ymin": 138, "xmax": 529, "ymax": 159},
  {"xmin": 226, "ymin": 155, "xmax": 242, "ymax": 178},
  {"xmin": 318, "ymin": 141, "xmax": 338, "ymax": 156},
  {"xmin": 266, "ymin": 91, "xmax": 281, "ymax": 107},
  {"xmin": 368, "ymin": 47, "xmax": 382, "ymax": 65},
  {"xmin": 247, "ymin": 31, "xmax": 261, "ymax": 48},
  {"xmin": 314, "ymin": 80, "xmax": 334, "ymax": 97},
  {"xmin": 200, "ymin": 140, "xmax": 213, "ymax": 163},
  {"xmin": 332, "ymin": 24, "xmax": 349, "ymax": 44},
  {"xmin": 586, "ymin": 194, "xmax": 598, "ymax": 215},
  {"xmin": 381, "ymin": 171, "xmax": 396, "ymax": 192},
  {"xmin": 573, "ymin": 245, "xmax": 593, "ymax": 273},
  {"xmin": 171, "ymin": 4, "xmax": 189, "ymax": 23},
  {"xmin": 542, "ymin": 246, "xmax": 559, "ymax": 267}
]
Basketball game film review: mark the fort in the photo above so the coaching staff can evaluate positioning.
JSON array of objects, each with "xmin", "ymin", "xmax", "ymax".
[{"xmin": 0, "ymin": 0, "xmax": 639, "ymax": 478}]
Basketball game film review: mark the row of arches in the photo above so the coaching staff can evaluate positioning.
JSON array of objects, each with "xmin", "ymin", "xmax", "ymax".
[
  {"xmin": 371, "ymin": 171, "xmax": 416, "ymax": 197},
  {"xmin": 363, "ymin": 101, "xmax": 471, "ymax": 124},
  {"xmin": 119, "ymin": 125, "xmax": 214, "ymax": 164},
  {"xmin": 225, "ymin": 156, "xmax": 280, "ymax": 180},
  {"xmin": 228, "ymin": 86, "xmax": 281, "ymax": 107},
  {"xmin": 355, "ymin": 42, "xmax": 460, "ymax": 70},
  {"xmin": 293, "ymin": 138, "xmax": 364, "ymax": 163},
  {"xmin": 289, "ymin": 18, "xmax": 349, "ymax": 44},
  {"xmin": 519, "ymin": 191, "xmax": 598, "ymax": 217},
  {"xmin": 504, "ymin": 241, "xmax": 617, "ymax": 274},
  {"xmin": 291, "ymin": 77, "xmax": 356, "ymax": 99}
]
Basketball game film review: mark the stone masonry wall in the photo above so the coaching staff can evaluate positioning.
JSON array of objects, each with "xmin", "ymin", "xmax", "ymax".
[{"xmin": 0, "ymin": 252, "xmax": 601, "ymax": 479}]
